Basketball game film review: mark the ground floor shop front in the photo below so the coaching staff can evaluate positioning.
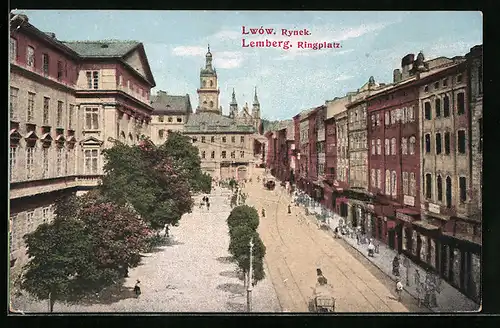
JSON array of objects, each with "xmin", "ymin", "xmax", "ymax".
[{"xmin": 202, "ymin": 161, "xmax": 253, "ymax": 180}]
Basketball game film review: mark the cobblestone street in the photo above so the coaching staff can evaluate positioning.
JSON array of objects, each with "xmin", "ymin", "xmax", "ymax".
[
  {"xmin": 246, "ymin": 171, "xmax": 427, "ymax": 312},
  {"xmin": 10, "ymin": 187, "xmax": 281, "ymax": 313}
]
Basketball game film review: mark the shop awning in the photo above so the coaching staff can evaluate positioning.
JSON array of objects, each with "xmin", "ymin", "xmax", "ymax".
[
  {"xmin": 426, "ymin": 212, "xmax": 451, "ymax": 221},
  {"xmin": 412, "ymin": 220, "xmax": 440, "ymax": 230}
]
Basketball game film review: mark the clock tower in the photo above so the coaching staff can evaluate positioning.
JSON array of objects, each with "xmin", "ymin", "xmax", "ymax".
[{"xmin": 197, "ymin": 45, "xmax": 221, "ymax": 114}]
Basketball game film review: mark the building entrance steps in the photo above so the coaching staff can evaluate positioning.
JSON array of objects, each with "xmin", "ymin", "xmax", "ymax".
[{"xmin": 289, "ymin": 193, "xmax": 480, "ymax": 313}]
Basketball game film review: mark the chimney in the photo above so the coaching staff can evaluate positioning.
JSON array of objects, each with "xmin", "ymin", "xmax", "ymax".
[
  {"xmin": 401, "ymin": 54, "xmax": 415, "ymax": 79},
  {"xmin": 157, "ymin": 90, "xmax": 167, "ymax": 96},
  {"xmin": 393, "ymin": 69, "xmax": 402, "ymax": 83}
]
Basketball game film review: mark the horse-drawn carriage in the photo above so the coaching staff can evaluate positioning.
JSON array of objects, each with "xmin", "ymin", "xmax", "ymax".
[
  {"xmin": 309, "ymin": 268, "xmax": 336, "ymax": 312},
  {"xmin": 263, "ymin": 176, "xmax": 276, "ymax": 190}
]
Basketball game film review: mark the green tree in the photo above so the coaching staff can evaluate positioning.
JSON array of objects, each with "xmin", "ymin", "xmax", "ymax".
[
  {"xmin": 158, "ymin": 131, "xmax": 211, "ymax": 193},
  {"xmin": 101, "ymin": 138, "xmax": 194, "ymax": 230},
  {"xmin": 228, "ymin": 226, "xmax": 266, "ymax": 286},
  {"xmin": 227, "ymin": 205, "xmax": 259, "ymax": 233}
]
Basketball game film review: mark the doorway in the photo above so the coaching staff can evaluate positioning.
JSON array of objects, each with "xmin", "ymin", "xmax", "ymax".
[{"xmin": 388, "ymin": 229, "xmax": 396, "ymax": 250}]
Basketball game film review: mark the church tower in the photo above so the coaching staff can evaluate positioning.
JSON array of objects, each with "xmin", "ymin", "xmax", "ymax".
[
  {"xmin": 197, "ymin": 45, "xmax": 221, "ymax": 114},
  {"xmin": 229, "ymin": 88, "xmax": 238, "ymax": 118},
  {"xmin": 252, "ymin": 87, "xmax": 261, "ymax": 132}
]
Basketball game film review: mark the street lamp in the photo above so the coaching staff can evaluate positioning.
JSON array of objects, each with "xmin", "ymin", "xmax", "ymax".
[{"xmin": 247, "ymin": 237, "xmax": 254, "ymax": 312}]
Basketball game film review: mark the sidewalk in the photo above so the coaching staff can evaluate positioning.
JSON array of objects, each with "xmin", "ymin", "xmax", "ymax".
[{"xmin": 288, "ymin": 192, "xmax": 480, "ymax": 313}]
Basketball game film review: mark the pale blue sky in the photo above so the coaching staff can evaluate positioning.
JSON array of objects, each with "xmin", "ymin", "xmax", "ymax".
[{"xmin": 20, "ymin": 10, "xmax": 482, "ymax": 120}]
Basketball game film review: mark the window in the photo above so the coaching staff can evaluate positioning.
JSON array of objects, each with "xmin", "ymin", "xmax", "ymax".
[
  {"xmin": 201, "ymin": 136, "xmax": 206, "ymax": 143},
  {"xmin": 84, "ymin": 149, "xmax": 99, "ymax": 174},
  {"xmin": 10, "ymin": 37, "xmax": 17, "ymax": 61},
  {"xmin": 385, "ymin": 170, "xmax": 391, "ymax": 195},
  {"xmin": 371, "ymin": 115, "xmax": 375, "ymax": 128},
  {"xmin": 425, "ymin": 173, "xmax": 432, "ymax": 199},
  {"xmin": 177, "ymin": 117, "xmax": 182, "ymax": 123},
  {"xmin": 425, "ymin": 134, "xmax": 431, "ymax": 153},
  {"xmin": 371, "ymin": 169, "xmax": 376, "ymax": 187},
  {"xmin": 158, "ymin": 129, "xmax": 164, "ymax": 139},
  {"xmin": 443, "ymin": 78, "xmax": 448, "ymax": 87},
  {"xmin": 26, "ymin": 211, "xmax": 35, "ymax": 233},
  {"xmin": 376, "ymin": 114, "xmax": 380, "ymax": 126},
  {"xmin": 85, "ymin": 108, "xmax": 99, "ymax": 130},
  {"xmin": 221, "ymin": 151, "xmax": 227, "ymax": 159},
  {"xmin": 42, "ymin": 148, "xmax": 49, "ymax": 178},
  {"xmin": 159, "ymin": 115, "xmax": 164, "ymax": 122},
  {"xmin": 457, "ymin": 93, "xmax": 465, "ymax": 115},
  {"xmin": 457, "ymin": 130, "xmax": 466, "ymax": 154},
  {"xmin": 201, "ymin": 151, "xmax": 206, "ymax": 159},
  {"xmin": 68, "ymin": 104, "xmax": 74, "ymax": 129},
  {"xmin": 437, "ymin": 175, "xmax": 443, "ymax": 201},
  {"xmin": 118, "ymin": 75, "xmax": 123, "ymax": 86},
  {"xmin": 57, "ymin": 61, "xmax": 63, "ymax": 80},
  {"xmin": 231, "ymin": 151, "xmax": 236, "ymax": 159},
  {"xmin": 479, "ymin": 118, "xmax": 483, "ymax": 152},
  {"xmin": 444, "ymin": 132, "xmax": 451, "ymax": 155},
  {"xmin": 391, "ymin": 171, "xmax": 397, "ymax": 197},
  {"xmin": 434, "ymin": 82, "xmax": 439, "ymax": 90},
  {"xmin": 42, "ymin": 53, "xmax": 49, "ymax": 75},
  {"xmin": 27, "ymin": 92, "xmax": 35, "ymax": 122},
  {"xmin": 56, "ymin": 148, "xmax": 63, "ymax": 176},
  {"xmin": 9, "ymin": 147, "xmax": 17, "ymax": 181},
  {"xmin": 457, "ymin": 74, "xmax": 462, "ymax": 83},
  {"xmin": 377, "ymin": 169, "xmax": 382, "ymax": 189},
  {"xmin": 385, "ymin": 138, "xmax": 390, "ymax": 155},
  {"xmin": 409, "ymin": 136, "xmax": 416, "ymax": 155},
  {"xmin": 26, "ymin": 147, "xmax": 35, "ymax": 179},
  {"xmin": 391, "ymin": 138, "xmax": 396, "ymax": 155},
  {"xmin": 376, "ymin": 139, "xmax": 381, "ymax": 155},
  {"xmin": 436, "ymin": 133, "xmax": 442, "ymax": 154},
  {"xmin": 435, "ymin": 98, "xmax": 441, "ymax": 117},
  {"xmin": 231, "ymin": 136, "xmax": 236, "ymax": 143},
  {"xmin": 459, "ymin": 177, "xmax": 467, "ymax": 203},
  {"xmin": 57, "ymin": 101, "xmax": 63, "ymax": 126},
  {"xmin": 385, "ymin": 112, "xmax": 390, "ymax": 126},
  {"xmin": 211, "ymin": 151, "xmax": 215, "ymax": 159},
  {"xmin": 26, "ymin": 46, "xmax": 35, "ymax": 67},
  {"xmin": 42, "ymin": 207, "xmax": 50, "ymax": 224},
  {"xmin": 408, "ymin": 106, "xmax": 414, "ymax": 122},
  {"xmin": 446, "ymin": 176, "xmax": 452, "ymax": 208},
  {"xmin": 371, "ymin": 139, "xmax": 375, "ymax": 155},
  {"xmin": 168, "ymin": 117, "xmax": 173, "ymax": 123},
  {"xmin": 240, "ymin": 151, "xmax": 244, "ymax": 158},
  {"xmin": 410, "ymin": 172, "xmax": 416, "ymax": 196},
  {"xmin": 401, "ymin": 137, "xmax": 407, "ymax": 155},
  {"xmin": 209, "ymin": 101, "xmax": 214, "ymax": 108},
  {"xmin": 443, "ymin": 95, "xmax": 450, "ymax": 117},
  {"xmin": 424, "ymin": 102, "xmax": 431, "ymax": 120},
  {"xmin": 240, "ymin": 136, "xmax": 245, "ymax": 143},
  {"xmin": 10, "ymin": 87, "xmax": 18, "ymax": 120},
  {"xmin": 403, "ymin": 172, "xmax": 409, "ymax": 195},
  {"xmin": 86, "ymin": 71, "xmax": 99, "ymax": 89},
  {"xmin": 211, "ymin": 136, "xmax": 215, "ymax": 143},
  {"xmin": 424, "ymin": 85, "xmax": 429, "ymax": 92},
  {"xmin": 222, "ymin": 136, "xmax": 226, "ymax": 143}
]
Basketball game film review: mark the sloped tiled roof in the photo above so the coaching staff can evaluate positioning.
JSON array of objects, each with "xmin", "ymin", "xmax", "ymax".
[
  {"xmin": 62, "ymin": 40, "xmax": 140, "ymax": 58},
  {"xmin": 151, "ymin": 92, "xmax": 191, "ymax": 115},
  {"xmin": 184, "ymin": 112, "xmax": 255, "ymax": 133}
]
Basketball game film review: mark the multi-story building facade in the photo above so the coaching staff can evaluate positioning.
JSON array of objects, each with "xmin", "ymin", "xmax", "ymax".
[
  {"xmin": 323, "ymin": 116, "xmax": 337, "ymax": 212},
  {"xmin": 296, "ymin": 108, "xmax": 313, "ymax": 191},
  {"xmin": 316, "ymin": 106, "xmax": 326, "ymax": 205},
  {"xmin": 286, "ymin": 121, "xmax": 297, "ymax": 185},
  {"xmin": 418, "ymin": 52, "xmax": 481, "ymax": 302},
  {"xmin": 149, "ymin": 91, "xmax": 192, "ymax": 145},
  {"xmin": 9, "ymin": 14, "xmax": 156, "ymax": 277},
  {"xmin": 184, "ymin": 47, "xmax": 260, "ymax": 180}
]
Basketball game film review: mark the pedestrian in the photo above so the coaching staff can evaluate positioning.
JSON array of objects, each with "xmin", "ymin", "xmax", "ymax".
[
  {"xmin": 288, "ymin": 204, "xmax": 291, "ymax": 214},
  {"xmin": 414, "ymin": 268, "xmax": 421, "ymax": 286},
  {"xmin": 206, "ymin": 201, "xmax": 210, "ymax": 211},
  {"xmin": 395, "ymin": 279, "xmax": 403, "ymax": 302},
  {"xmin": 165, "ymin": 224, "xmax": 170, "ymax": 237},
  {"xmin": 392, "ymin": 255, "xmax": 400, "ymax": 277},
  {"xmin": 134, "ymin": 280, "xmax": 141, "ymax": 298},
  {"xmin": 368, "ymin": 240, "xmax": 375, "ymax": 257},
  {"xmin": 402, "ymin": 255, "xmax": 410, "ymax": 286},
  {"xmin": 262, "ymin": 208, "xmax": 266, "ymax": 217},
  {"xmin": 334, "ymin": 226, "xmax": 340, "ymax": 238}
]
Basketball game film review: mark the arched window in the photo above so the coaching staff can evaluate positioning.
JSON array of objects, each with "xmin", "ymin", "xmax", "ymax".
[
  {"xmin": 203, "ymin": 80, "xmax": 206, "ymax": 87},
  {"xmin": 401, "ymin": 137, "xmax": 408, "ymax": 155},
  {"xmin": 210, "ymin": 80, "xmax": 214, "ymax": 87},
  {"xmin": 391, "ymin": 138, "xmax": 396, "ymax": 155},
  {"xmin": 385, "ymin": 112, "xmax": 390, "ymax": 125},
  {"xmin": 409, "ymin": 136, "xmax": 416, "ymax": 155},
  {"xmin": 385, "ymin": 138, "xmax": 390, "ymax": 155},
  {"xmin": 437, "ymin": 175, "xmax": 443, "ymax": 201},
  {"xmin": 376, "ymin": 139, "xmax": 381, "ymax": 155},
  {"xmin": 425, "ymin": 173, "xmax": 432, "ymax": 199},
  {"xmin": 446, "ymin": 176, "xmax": 452, "ymax": 208},
  {"xmin": 209, "ymin": 101, "xmax": 214, "ymax": 108},
  {"xmin": 385, "ymin": 169, "xmax": 391, "ymax": 195},
  {"xmin": 120, "ymin": 131, "xmax": 126, "ymax": 140},
  {"xmin": 391, "ymin": 171, "xmax": 397, "ymax": 197}
]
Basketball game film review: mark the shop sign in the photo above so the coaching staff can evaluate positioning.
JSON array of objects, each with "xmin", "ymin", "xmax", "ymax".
[
  {"xmin": 404, "ymin": 195, "xmax": 415, "ymax": 207},
  {"xmin": 428, "ymin": 203, "xmax": 440, "ymax": 214},
  {"xmin": 396, "ymin": 212, "xmax": 413, "ymax": 223}
]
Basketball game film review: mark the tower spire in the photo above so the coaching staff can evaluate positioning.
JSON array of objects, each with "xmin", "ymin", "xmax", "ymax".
[
  {"xmin": 253, "ymin": 86, "xmax": 259, "ymax": 105},
  {"xmin": 230, "ymin": 88, "xmax": 237, "ymax": 105}
]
